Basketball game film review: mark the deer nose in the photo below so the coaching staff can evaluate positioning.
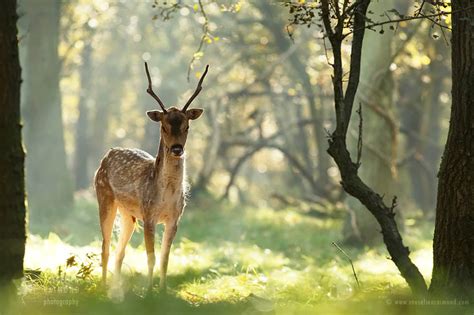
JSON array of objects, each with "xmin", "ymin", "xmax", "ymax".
[{"xmin": 171, "ymin": 144, "xmax": 184, "ymax": 156}]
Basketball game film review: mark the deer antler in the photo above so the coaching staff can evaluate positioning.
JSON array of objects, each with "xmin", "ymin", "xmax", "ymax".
[
  {"xmin": 182, "ymin": 65, "xmax": 209, "ymax": 112},
  {"xmin": 144, "ymin": 62, "xmax": 167, "ymax": 113}
]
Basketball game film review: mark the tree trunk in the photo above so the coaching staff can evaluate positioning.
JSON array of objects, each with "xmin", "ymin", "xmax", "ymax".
[
  {"xmin": 401, "ymin": 37, "xmax": 446, "ymax": 216},
  {"xmin": 0, "ymin": 0, "xmax": 26, "ymax": 284},
  {"xmin": 419, "ymin": 39, "xmax": 446, "ymax": 215},
  {"xmin": 430, "ymin": 0, "xmax": 474, "ymax": 298},
  {"xmin": 21, "ymin": 0, "xmax": 73, "ymax": 222},
  {"xmin": 399, "ymin": 71, "xmax": 429, "ymax": 211},
  {"xmin": 194, "ymin": 101, "xmax": 221, "ymax": 193},
  {"xmin": 343, "ymin": 0, "xmax": 400, "ymax": 246},
  {"xmin": 74, "ymin": 39, "xmax": 93, "ymax": 190},
  {"xmin": 89, "ymin": 56, "xmax": 128, "ymax": 166}
]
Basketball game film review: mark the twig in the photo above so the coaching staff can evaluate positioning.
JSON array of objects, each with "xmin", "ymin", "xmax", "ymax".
[
  {"xmin": 356, "ymin": 102, "xmax": 363, "ymax": 169},
  {"xmin": 389, "ymin": 196, "xmax": 398, "ymax": 217},
  {"xmin": 345, "ymin": 6, "xmax": 474, "ymax": 36},
  {"xmin": 415, "ymin": 0, "xmax": 427, "ymax": 17},
  {"xmin": 186, "ymin": 0, "xmax": 210, "ymax": 81},
  {"xmin": 332, "ymin": 241, "xmax": 361, "ymax": 288}
]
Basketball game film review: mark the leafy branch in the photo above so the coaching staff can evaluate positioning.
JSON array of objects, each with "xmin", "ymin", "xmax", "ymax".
[{"xmin": 282, "ymin": 0, "xmax": 470, "ymax": 39}]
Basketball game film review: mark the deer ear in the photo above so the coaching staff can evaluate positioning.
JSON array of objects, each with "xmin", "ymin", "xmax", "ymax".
[
  {"xmin": 186, "ymin": 108, "xmax": 204, "ymax": 120},
  {"xmin": 147, "ymin": 110, "xmax": 164, "ymax": 122}
]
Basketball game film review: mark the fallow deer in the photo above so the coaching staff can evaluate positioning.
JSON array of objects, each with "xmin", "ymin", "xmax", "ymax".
[{"xmin": 94, "ymin": 62, "xmax": 209, "ymax": 291}]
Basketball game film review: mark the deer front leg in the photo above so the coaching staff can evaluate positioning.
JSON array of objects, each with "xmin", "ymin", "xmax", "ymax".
[
  {"xmin": 159, "ymin": 221, "xmax": 178, "ymax": 292},
  {"xmin": 144, "ymin": 221, "xmax": 156, "ymax": 291}
]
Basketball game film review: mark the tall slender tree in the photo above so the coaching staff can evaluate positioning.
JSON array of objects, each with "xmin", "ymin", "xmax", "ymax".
[
  {"xmin": 74, "ymin": 34, "xmax": 93, "ymax": 190},
  {"xmin": 430, "ymin": 0, "xmax": 474, "ymax": 297},
  {"xmin": 20, "ymin": 0, "xmax": 73, "ymax": 223},
  {"xmin": 343, "ymin": 0, "xmax": 401, "ymax": 246},
  {"xmin": 401, "ymin": 37, "xmax": 447, "ymax": 216}
]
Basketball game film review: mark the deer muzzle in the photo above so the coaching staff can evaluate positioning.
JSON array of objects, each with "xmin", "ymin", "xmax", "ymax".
[{"xmin": 170, "ymin": 144, "xmax": 184, "ymax": 157}]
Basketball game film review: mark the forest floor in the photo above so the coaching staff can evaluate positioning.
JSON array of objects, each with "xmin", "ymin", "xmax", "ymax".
[{"xmin": 7, "ymin": 195, "xmax": 472, "ymax": 314}]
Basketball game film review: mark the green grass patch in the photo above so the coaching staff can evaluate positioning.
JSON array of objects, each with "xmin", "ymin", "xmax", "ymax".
[{"xmin": 10, "ymin": 196, "xmax": 471, "ymax": 314}]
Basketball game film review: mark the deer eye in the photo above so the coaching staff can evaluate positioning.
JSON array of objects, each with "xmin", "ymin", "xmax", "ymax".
[{"xmin": 185, "ymin": 126, "xmax": 189, "ymax": 131}]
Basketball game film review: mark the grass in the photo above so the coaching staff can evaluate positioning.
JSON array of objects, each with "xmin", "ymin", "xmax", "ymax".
[{"xmin": 6, "ymin": 194, "xmax": 472, "ymax": 314}]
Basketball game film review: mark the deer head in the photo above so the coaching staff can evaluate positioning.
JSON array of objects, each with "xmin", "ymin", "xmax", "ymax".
[{"xmin": 144, "ymin": 62, "xmax": 208, "ymax": 157}]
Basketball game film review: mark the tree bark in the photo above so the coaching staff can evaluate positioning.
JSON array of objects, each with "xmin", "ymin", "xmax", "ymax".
[
  {"xmin": 20, "ymin": 0, "xmax": 73, "ymax": 220},
  {"xmin": 0, "ymin": 0, "xmax": 26, "ymax": 284},
  {"xmin": 430, "ymin": 0, "xmax": 474, "ymax": 298}
]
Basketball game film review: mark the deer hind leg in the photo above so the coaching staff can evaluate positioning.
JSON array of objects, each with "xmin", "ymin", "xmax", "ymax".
[
  {"xmin": 114, "ymin": 212, "xmax": 135, "ymax": 279},
  {"xmin": 159, "ymin": 221, "xmax": 178, "ymax": 292},
  {"xmin": 144, "ymin": 221, "xmax": 156, "ymax": 291},
  {"xmin": 98, "ymin": 193, "xmax": 117, "ymax": 285}
]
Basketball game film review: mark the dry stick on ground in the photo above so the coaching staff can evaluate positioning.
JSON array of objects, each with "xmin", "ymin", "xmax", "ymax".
[
  {"xmin": 320, "ymin": 0, "xmax": 427, "ymax": 294},
  {"xmin": 332, "ymin": 242, "xmax": 361, "ymax": 288}
]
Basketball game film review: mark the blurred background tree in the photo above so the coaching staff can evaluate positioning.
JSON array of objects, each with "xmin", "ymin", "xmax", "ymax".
[{"xmin": 19, "ymin": 0, "xmax": 74, "ymax": 227}]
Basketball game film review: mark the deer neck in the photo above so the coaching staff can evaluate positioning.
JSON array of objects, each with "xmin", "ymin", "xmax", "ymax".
[{"xmin": 154, "ymin": 138, "xmax": 184, "ymax": 185}]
